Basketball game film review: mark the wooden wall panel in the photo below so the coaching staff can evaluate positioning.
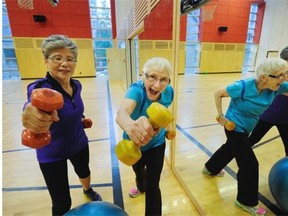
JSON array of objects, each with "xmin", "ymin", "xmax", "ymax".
[
  {"xmin": 199, "ymin": 43, "xmax": 245, "ymax": 73},
  {"xmin": 138, "ymin": 40, "xmax": 185, "ymax": 74}
]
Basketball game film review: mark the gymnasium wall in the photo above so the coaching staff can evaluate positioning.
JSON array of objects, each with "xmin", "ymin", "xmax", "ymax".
[
  {"xmin": 5, "ymin": 0, "xmax": 95, "ymax": 79},
  {"xmin": 198, "ymin": 0, "xmax": 265, "ymax": 73},
  {"xmin": 135, "ymin": 0, "xmax": 265, "ymax": 74},
  {"xmin": 137, "ymin": 0, "xmax": 187, "ymax": 74},
  {"xmin": 256, "ymin": 0, "xmax": 288, "ymax": 66}
]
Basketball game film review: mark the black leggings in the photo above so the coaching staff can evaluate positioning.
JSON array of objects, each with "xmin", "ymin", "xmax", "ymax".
[
  {"xmin": 249, "ymin": 119, "xmax": 288, "ymax": 156},
  {"xmin": 39, "ymin": 146, "xmax": 90, "ymax": 216},
  {"xmin": 132, "ymin": 143, "xmax": 166, "ymax": 216},
  {"xmin": 205, "ymin": 129, "xmax": 259, "ymax": 206}
]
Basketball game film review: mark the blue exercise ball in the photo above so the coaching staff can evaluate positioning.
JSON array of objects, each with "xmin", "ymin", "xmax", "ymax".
[
  {"xmin": 268, "ymin": 157, "xmax": 288, "ymax": 213},
  {"xmin": 64, "ymin": 201, "xmax": 129, "ymax": 216}
]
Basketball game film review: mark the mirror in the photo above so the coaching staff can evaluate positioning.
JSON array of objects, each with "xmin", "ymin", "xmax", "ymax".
[
  {"xmin": 172, "ymin": 1, "xmax": 242, "ymax": 213},
  {"xmin": 172, "ymin": 0, "xmax": 286, "ymax": 215}
]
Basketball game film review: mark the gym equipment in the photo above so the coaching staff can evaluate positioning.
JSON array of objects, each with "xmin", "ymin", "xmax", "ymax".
[
  {"xmin": 216, "ymin": 114, "xmax": 235, "ymax": 131},
  {"xmin": 201, "ymin": 0, "xmax": 219, "ymax": 21},
  {"xmin": 268, "ymin": 157, "xmax": 288, "ymax": 213},
  {"xmin": 18, "ymin": 0, "xmax": 34, "ymax": 10},
  {"xmin": 115, "ymin": 102, "xmax": 174, "ymax": 166},
  {"xmin": 22, "ymin": 88, "xmax": 64, "ymax": 149},
  {"xmin": 181, "ymin": 0, "xmax": 210, "ymax": 15},
  {"xmin": 64, "ymin": 201, "xmax": 128, "ymax": 216},
  {"xmin": 48, "ymin": 0, "xmax": 59, "ymax": 7},
  {"xmin": 115, "ymin": 139, "xmax": 140, "ymax": 166},
  {"xmin": 165, "ymin": 129, "xmax": 176, "ymax": 140},
  {"xmin": 83, "ymin": 118, "xmax": 93, "ymax": 129}
]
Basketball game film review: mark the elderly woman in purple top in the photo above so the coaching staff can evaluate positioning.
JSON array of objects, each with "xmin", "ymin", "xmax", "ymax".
[
  {"xmin": 22, "ymin": 35, "xmax": 102, "ymax": 216},
  {"xmin": 249, "ymin": 46, "xmax": 288, "ymax": 156}
]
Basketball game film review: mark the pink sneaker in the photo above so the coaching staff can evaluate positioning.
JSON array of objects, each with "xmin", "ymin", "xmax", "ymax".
[
  {"xmin": 129, "ymin": 188, "xmax": 141, "ymax": 198},
  {"xmin": 235, "ymin": 200, "xmax": 266, "ymax": 216}
]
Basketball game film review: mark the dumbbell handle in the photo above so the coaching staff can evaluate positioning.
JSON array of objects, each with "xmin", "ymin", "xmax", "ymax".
[{"xmin": 165, "ymin": 129, "xmax": 176, "ymax": 140}]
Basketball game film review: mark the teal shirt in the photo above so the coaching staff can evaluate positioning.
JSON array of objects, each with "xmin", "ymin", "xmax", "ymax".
[
  {"xmin": 123, "ymin": 81, "xmax": 174, "ymax": 151},
  {"xmin": 225, "ymin": 78, "xmax": 288, "ymax": 134}
]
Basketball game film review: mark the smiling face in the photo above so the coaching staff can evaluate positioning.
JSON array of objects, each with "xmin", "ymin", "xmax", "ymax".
[
  {"xmin": 143, "ymin": 70, "xmax": 170, "ymax": 101},
  {"xmin": 45, "ymin": 48, "xmax": 77, "ymax": 82}
]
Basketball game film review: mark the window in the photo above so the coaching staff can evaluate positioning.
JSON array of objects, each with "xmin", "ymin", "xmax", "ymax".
[
  {"xmin": 89, "ymin": 0, "xmax": 113, "ymax": 76},
  {"xmin": 2, "ymin": 0, "xmax": 114, "ymax": 79},
  {"xmin": 2, "ymin": 1, "xmax": 20, "ymax": 80},
  {"xmin": 242, "ymin": 4, "xmax": 259, "ymax": 74},
  {"xmin": 185, "ymin": 9, "xmax": 201, "ymax": 74}
]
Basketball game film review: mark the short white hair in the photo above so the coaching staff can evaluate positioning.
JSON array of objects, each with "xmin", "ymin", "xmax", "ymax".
[
  {"xmin": 255, "ymin": 57, "xmax": 288, "ymax": 80},
  {"xmin": 142, "ymin": 57, "xmax": 172, "ymax": 77}
]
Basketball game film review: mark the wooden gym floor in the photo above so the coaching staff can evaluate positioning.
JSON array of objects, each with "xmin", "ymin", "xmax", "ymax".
[{"xmin": 2, "ymin": 73, "xmax": 286, "ymax": 215}]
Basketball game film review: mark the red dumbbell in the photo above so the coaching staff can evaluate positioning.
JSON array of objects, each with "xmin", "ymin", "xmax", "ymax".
[
  {"xmin": 83, "ymin": 118, "xmax": 93, "ymax": 129},
  {"xmin": 22, "ymin": 88, "xmax": 64, "ymax": 149}
]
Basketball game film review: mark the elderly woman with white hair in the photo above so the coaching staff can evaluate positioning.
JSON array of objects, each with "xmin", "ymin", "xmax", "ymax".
[
  {"xmin": 249, "ymin": 47, "xmax": 288, "ymax": 156},
  {"xmin": 116, "ymin": 57, "xmax": 174, "ymax": 216},
  {"xmin": 202, "ymin": 57, "xmax": 288, "ymax": 216}
]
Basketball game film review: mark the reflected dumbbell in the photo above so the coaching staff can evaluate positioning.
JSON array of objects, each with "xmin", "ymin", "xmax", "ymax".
[
  {"xmin": 165, "ymin": 129, "xmax": 176, "ymax": 140},
  {"xmin": 216, "ymin": 114, "xmax": 235, "ymax": 131}
]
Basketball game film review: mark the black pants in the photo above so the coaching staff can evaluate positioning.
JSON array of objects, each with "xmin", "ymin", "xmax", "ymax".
[
  {"xmin": 132, "ymin": 143, "xmax": 166, "ymax": 216},
  {"xmin": 205, "ymin": 129, "xmax": 259, "ymax": 206},
  {"xmin": 39, "ymin": 146, "xmax": 90, "ymax": 216},
  {"xmin": 249, "ymin": 119, "xmax": 288, "ymax": 156}
]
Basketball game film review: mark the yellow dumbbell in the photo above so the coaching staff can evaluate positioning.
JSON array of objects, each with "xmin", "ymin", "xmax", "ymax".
[{"xmin": 216, "ymin": 114, "xmax": 236, "ymax": 131}]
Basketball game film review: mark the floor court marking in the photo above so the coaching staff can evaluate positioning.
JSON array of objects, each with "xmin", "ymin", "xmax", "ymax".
[{"xmin": 106, "ymin": 80, "xmax": 124, "ymax": 209}]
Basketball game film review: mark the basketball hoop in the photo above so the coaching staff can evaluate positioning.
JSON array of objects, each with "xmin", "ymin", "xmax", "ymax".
[
  {"xmin": 18, "ymin": 0, "xmax": 34, "ymax": 10},
  {"xmin": 201, "ymin": 0, "xmax": 218, "ymax": 22},
  {"xmin": 48, "ymin": 0, "xmax": 59, "ymax": 7}
]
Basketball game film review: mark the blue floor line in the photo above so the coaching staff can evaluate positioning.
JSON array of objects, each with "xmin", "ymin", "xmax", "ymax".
[
  {"xmin": 253, "ymin": 135, "xmax": 280, "ymax": 149},
  {"xmin": 2, "ymin": 183, "xmax": 112, "ymax": 192},
  {"xmin": 106, "ymin": 80, "xmax": 124, "ymax": 209},
  {"xmin": 176, "ymin": 124, "xmax": 284, "ymax": 215},
  {"xmin": 181, "ymin": 123, "xmax": 218, "ymax": 129},
  {"xmin": 2, "ymin": 137, "xmax": 111, "ymax": 154}
]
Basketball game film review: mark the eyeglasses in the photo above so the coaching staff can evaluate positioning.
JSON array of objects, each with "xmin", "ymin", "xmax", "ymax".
[
  {"xmin": 145, "ymin": 73, "xmax": 170, "ymax": 86},
  {"xmin": 268, "ymin": 73, "xmax": 287, "ymax": 80},
  {"xmin": 48, "ymin": 56, "xmax": 77, "ymax": 65}
]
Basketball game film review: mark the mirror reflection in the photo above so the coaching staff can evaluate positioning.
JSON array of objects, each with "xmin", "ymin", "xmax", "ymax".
[{"xmin": 174, "ymin": 0, "xmax": 287, "ymax": 215}]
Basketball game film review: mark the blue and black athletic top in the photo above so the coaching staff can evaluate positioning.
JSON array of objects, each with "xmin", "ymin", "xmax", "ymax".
[
  {"xmin": 123, "ymin": 80, "xmax": 174, "ymax": 151},
  {"xmin": 24, "ymin": 72, "xmax": 88, "ymax": 163}
]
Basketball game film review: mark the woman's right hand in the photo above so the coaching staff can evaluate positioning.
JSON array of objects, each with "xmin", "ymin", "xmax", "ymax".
[
  {"xmin": 22, "ymin": 103, "xmax": 59, "ymax": 133},
  {"xmin": 126, "ymin": 116, "xmax": 155, "ymax": 146}
]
